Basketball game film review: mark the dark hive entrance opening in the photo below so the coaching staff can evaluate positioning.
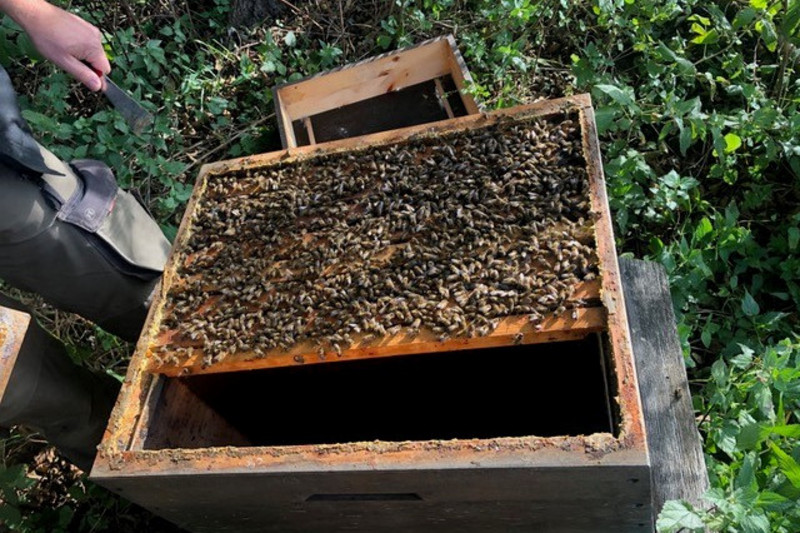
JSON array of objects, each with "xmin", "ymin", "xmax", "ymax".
[{"xmin": 142, "ymin": 334, "xmax": 618, "ymax": 450}]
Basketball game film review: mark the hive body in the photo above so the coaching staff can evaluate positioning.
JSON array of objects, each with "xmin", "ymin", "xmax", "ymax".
[{"xmin": 91, "ymin": 95, "xmax": 652, "ymax": 532}]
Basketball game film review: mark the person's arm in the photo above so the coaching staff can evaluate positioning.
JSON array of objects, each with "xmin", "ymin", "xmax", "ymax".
[{"xmin": 0, "ymin": 0, "xmax": 110, "ymax": 91}]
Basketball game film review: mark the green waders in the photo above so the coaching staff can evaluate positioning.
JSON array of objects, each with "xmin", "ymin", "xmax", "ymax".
[
  {"xmin": 0, "ymin": 297, "xmax": 120, "ymax": 472},
  {"xmin": 0, "ymin": 64, "xmax": 171, "ymax": 470}
]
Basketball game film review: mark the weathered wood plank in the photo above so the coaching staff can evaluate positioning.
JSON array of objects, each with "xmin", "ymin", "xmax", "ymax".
[
  {"xmin": 95, "ymin": 465, "xmax": 652, "ymax": 533},
  {"xmin": 620, "ymin": 258, "xmax": 708, "ymax": 519},
  {"xmin": 0, "ymin": 305, "xmax": 31, "ymax": 406}
]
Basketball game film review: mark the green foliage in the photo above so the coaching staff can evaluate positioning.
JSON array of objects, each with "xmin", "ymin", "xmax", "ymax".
[
  {"xmin": 680, "ymin": 340, "xmax": 800, "ymax": 532},
  {"xmin": 0, "ymin": 456, "xmax": 158, "ymax": 532},
  {"xmin": 0, "ymin": 0, "xmax": 798, "ymax": 530},
  {"xmin": 1, "ymin": 0, "xmax": 346, "ymax": 238},
  {"xmin": 569, "ymin": 0, "xmax": 799, "ymax": 530},
  {"xmin": 0, "ymin": 463, "xmax": 35, "ymax": 529}
]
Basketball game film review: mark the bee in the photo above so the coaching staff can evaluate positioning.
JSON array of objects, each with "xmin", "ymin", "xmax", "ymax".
[{"xmin": 159, "ymin": 111, "xmax": 597, "ymax": 369}]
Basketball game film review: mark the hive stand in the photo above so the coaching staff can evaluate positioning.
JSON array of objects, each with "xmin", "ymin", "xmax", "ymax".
[{"xmin": 620, "ymin": 258, "xmax": 709, "ymax": 517}]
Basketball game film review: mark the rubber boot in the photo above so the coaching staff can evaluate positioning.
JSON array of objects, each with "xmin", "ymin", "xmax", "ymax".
[{"xmin": 0, "ymin": 297, "xmax": 120, "ymax": 472}]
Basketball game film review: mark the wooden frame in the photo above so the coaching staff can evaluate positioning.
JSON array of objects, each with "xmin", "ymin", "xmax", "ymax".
[
  {"xmin": 91, "ymin": 94, "xmax": 651, "ymax": 532},
  {"xmin": 141, "ymin": 95, "xmax": 621, "ymax": 379},
  {"xmin": 273, "ymin": 35, "xmax": 481, "ymax": 148}
]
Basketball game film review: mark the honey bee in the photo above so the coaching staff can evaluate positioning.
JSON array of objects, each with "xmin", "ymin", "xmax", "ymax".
[{"xmin": 157, "ymin": 111, "xmax": 597, "ymax": 368}]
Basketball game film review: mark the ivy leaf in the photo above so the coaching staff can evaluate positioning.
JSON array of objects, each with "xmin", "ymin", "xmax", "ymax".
[
  {"xmin": 753, "ymin": 382, "xmax": 775, "ymax": 420},
  {"xmin": 788, "ymin": 227, "xmax": 799, "ymax": 250},
  {"xmin": 701, "ymin": 327, "xmax": 712, "ymax": 347},
  {"xmin": 734, "ymin": 7, "xmax": 758, "ymax": 28},
  {"xmin": 691, "ymin": 28, "xmax": 720, "ymax": 45},
  {"xmin": 756, "ymin": 19, "xmax": 779, "ymax": 51},
  {"xmin": 656, "ymin": 500, "xmax": 705, "ymax": 532},
  {"xmin": 724, "ymin": 133, "xmax": 743, "ymax": 153},
  {"xmin": 739, "ymin": 513, "xmax": 771, "ymax": 533},
  {"xmin": 736, "ymin": 452, "xmax": 758, "ymax": 493},
  {"xmin": 730, "ymin": 344, "xmax": 754, "ymax": 369},
  {"xmin": 749, "ymin": 0, "xmax": 767, "ymax": 8},
  {"xmin": 679, "ymin": 122, "xmax": 693, "ymax": 155},
  {"xmin": 712, "ymin": 358, "xmax": 728, "ymax": 386},
  {"xmin": 783, "ymin": 2, "xmax": 800, "ymax": 38},
  {"xmin": 741, "ymin": 290, "xmax": 760, "ymax": 316},
  {"xmin": 594, "ymin": 83, "xmax": 635, "ymax": 106},
  {"xmin": 737, "ymin": 423, "xmax": 765, "ymax": 449},
  {"xmin": 693, "ymin": 217, "xmax": 713, "ymax": 242},
  {"xmin": 767, "ymin": 441, "xmax": 800, "ymax": 488},
  {"xmin": 594, "ymin": 106, "xmax": 617, "ymax": 134}
]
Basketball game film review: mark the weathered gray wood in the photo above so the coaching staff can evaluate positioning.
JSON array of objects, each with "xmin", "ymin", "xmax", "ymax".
[
  {"xmin": 96, "ymin": 466, "xmax": 652, "ymax": 533},
  {"xmin": 620, "ymin": 258, "xmax": 709, "ymax": 518}
]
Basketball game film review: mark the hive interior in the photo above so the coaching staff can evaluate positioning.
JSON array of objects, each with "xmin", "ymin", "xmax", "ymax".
[
  {"xmin": 142, "ymin": 334, "xmax": 619, "ymax": 449},
  {"xmin": 150, "ymin": 112, "xmax": 600, "ymax": 371}
]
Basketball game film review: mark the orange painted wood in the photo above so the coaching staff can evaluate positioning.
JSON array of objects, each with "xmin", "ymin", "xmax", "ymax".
[
  {"xmin": 147, "ymin": 306, "xmax": 606, "ymax": 377},
  {"xmin": 0, "ymin": 306, "xmax": 30, "ymax": 406}
]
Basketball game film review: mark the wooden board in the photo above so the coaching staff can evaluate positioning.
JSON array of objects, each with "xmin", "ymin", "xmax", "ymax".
[
  {"xmin": 93, "ymin": 464, "xmax": 652, "ymax": 533},
  {"xmin": 151, "ymin": 296, "xmax": 605, "ymax": 377},
  {"xmin": 273, "ymin": 35, "xmax": 480, "ymax": 148},
  {"xmin": 0, "ymin": 305, "xmax": 31, "ymax": 406},
  {"xmin": 620, "ymin": 258, "xmax": 709, "ymax": 519},
  {"xmin": 143, "ymin": 96, "xmax": 608, "ymax": 377}
]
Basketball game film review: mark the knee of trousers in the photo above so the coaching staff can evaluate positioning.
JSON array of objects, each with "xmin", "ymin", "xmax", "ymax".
[
  {"xmin": 0, "ymin": 161, "xmax": 54, "ymax": 243},
  {"xmin": 0, "ymin": 164, "xmax": 159, "ymax": 342}
]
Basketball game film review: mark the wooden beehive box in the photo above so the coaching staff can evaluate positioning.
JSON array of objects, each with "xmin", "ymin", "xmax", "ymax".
[
  {"xmin": 273, "ymin": 35, "xmax": 480, "ymax": 148},
  {"xmin": 92, "ymin": 94, "xmax": 652, "ymax": 532}
]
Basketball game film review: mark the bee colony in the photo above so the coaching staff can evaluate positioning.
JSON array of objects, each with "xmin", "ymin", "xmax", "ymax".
[
  {"xmin": 150, "ymin": 111, "xmax": 601, "ymax": 374},
  {"xmin": 92, "ymin": 95, "xmax": 651, "ymax": 533}
]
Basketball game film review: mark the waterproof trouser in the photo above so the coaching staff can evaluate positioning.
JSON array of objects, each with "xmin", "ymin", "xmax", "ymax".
[
  {"xmin": 0, "ymin": 295, "xmax": 121, "ymax": 471},
  {"xmin": 0, "ymin": 63, "xmax": 169, "ymax": 470}
]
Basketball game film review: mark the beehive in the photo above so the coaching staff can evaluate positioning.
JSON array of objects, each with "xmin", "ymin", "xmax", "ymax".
[
  {"xmin": 92, "ymin": 94, "xmax": 651, "ymax": 532},
  {"xmin": 273, "ymin": 35, "xmax": 480, "ymax": 148}
]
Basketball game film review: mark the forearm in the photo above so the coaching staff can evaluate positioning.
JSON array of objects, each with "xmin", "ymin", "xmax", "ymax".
[
  {"xmin": 0, "ymin": 0, "xmax": 109, "ymax": 91},
  {"xmin": 0, "ymin": 0, "xmax": 52, "ymax": 33}
]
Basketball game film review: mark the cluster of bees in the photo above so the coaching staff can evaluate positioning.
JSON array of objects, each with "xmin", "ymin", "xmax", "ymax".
[{"xmin": 154, "ymin": 113, "xmax": 599, "ymax": 367}]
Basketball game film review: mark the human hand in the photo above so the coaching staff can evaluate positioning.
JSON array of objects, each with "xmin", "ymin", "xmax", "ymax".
[{"xmin": 1, "ymin": 0, "xmax": 110, "ymax": 91}]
